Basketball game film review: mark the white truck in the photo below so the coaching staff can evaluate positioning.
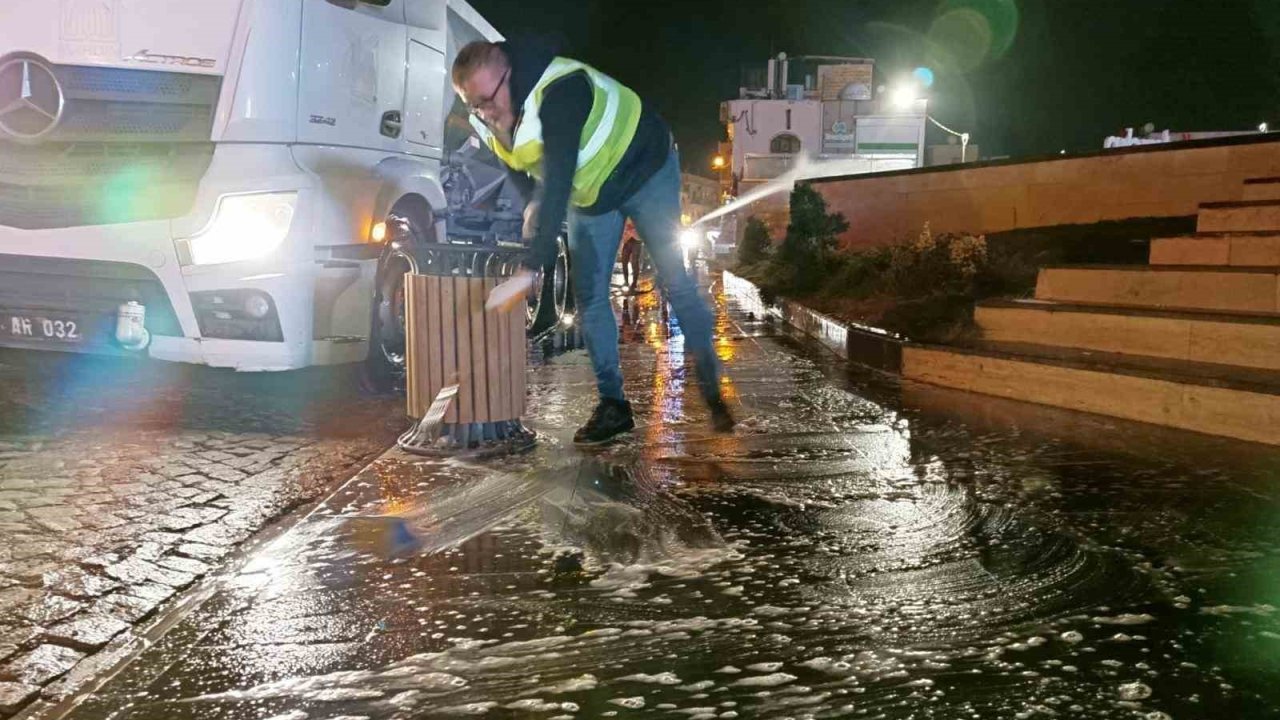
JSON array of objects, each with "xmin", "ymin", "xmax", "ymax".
[{"xmin": 0, "ymin": 0, "xmax": 570, "ymax": 385}]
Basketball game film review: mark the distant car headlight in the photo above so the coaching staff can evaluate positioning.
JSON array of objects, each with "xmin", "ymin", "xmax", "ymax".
[
  {"xmin": 184, "ymin": 192, "xmax": 298, "ymax": 266},
  {"xmin": 680, "ymin": 228, "xmax": 701, "ymax": 251}
]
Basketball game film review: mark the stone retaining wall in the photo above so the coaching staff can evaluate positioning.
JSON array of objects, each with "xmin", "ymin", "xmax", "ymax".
[{"xmin": 811, "ymin": 136, "xmax": 1280, "ymax": 250}]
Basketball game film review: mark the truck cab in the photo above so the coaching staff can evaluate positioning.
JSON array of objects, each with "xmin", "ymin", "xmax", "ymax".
[{"xmin": 0, "ymin": 0, "xmax": 563, "ymax": 380}]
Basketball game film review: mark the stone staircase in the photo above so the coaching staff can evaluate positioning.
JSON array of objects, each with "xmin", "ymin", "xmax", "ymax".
[{"xmin": 902, "ymin": 179, "xmax": 1280, "ymax": 446}]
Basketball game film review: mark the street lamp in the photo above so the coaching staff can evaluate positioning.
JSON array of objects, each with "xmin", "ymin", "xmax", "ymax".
[
  {"xmin": 890, "ymin": 74, "xmax": 974, "ymax": 165},
  {"xmin": 886, "ymin": 78, "xmax": 930, "ymax": 166},
  {"xmin": 711, "ymin": 153, "xmax": 732, "ymax": 205},
  {"xmin": 890, "ymin": 83, "xmax": 918, "ymax": 111}
]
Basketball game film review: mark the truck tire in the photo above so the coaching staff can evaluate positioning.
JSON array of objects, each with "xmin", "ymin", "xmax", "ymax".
[
  {"xmin": 527, "ymin": 234, "xmax": 572, "ymax": 334},
  {"xmin": 363, "ymin": 206, "xmax": 431, "ymax": 393}
]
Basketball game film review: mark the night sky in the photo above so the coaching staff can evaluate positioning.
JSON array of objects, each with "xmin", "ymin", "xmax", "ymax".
[{"xmin": 470, "ymin": 0, "xmax": 1279, "ymax": 174}]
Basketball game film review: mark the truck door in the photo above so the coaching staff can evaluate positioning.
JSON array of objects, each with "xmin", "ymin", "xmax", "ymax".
[
  {"xmin": 298, "ymin": 0, "xmax": 407, "ymax": 151},
  {"xmin": 402, "ymin": 0, "xmax": 446, "ymax": 152}
]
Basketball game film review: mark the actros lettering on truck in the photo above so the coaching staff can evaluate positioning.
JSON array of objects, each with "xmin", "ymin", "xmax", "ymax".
[{"xmin": 124, "ymin": 49, "xmax": 217, "ymax": 69}]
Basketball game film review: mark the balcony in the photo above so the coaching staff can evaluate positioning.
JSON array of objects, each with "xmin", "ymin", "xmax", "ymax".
[{"xmin": 743, "ymin": 153, "xmax": 800, "ymax": 181}]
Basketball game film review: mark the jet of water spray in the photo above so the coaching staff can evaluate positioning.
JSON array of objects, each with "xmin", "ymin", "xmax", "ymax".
[
  {"xmin": 693, "ymin": 153, "xmax": 912, "ymax": 229},
  {"xmin": 693, "ymin": 154, "xmax": 812, "ymax": 228}
]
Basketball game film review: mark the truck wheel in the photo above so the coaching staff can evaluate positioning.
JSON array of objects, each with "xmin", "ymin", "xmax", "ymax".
[
  {"xmin": 363, "ymin": 208, "xmax": 430, "ymax": 393},
  {"xmin": 527, "ymin": 234, "xmax": 572, "ymax": 334}
]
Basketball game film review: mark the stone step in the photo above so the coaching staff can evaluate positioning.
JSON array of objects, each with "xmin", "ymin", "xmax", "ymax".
[
  {"xmin": 1197, "ymin": 200, "xmax": 1280, "ymax": 233},
  {"xmin": 902, "ymin": 342, "xmax": 1280, "ymax": 446},
  {"xmin": 975, "ymin": 299, "xmax": 1280, "ymax": 371},
  {"xmin": 1035, "ymin": 265, "xmax": 1280, "ymax": 314},
  {"xmin": 1243, "ymin": 177, "xmax": 1280, "ymax": 202},
  {"xmin": 1148, "ymin": 233, "xmax": 1280, "ymax": 266}
]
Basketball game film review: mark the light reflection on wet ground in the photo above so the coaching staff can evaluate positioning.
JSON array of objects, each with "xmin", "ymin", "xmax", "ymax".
[{"xmin": 56, "ymin": 270, "xmax": 1280, "ymax": 720}]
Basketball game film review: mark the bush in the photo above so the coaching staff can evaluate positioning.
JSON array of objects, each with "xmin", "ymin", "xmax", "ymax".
[
  {"xmin": 820, "ymin": 249, "xmax": 890, "ymax": 298},
  {"xmin": 739, "ymin": 213, "xmax": 1185, "ymax": 343},
  {"xmin": 738, "ymin": 183, "xmax": 849, "ymax": 303},
  {"xmin": 774, "ymin": 183, "xmax": 849, "ymax": 296},
  {"xmin": 884, "ymin": 223, "xmax": 988, "ymax": 298},
  {"xmin": 973, "ymin": 241, "xmax": 1042, "ymax": 299},
  {"xmin": 880, "ymin": 294, "xmax": 975, "ymax": 343},
  {"xmin": 736, "ymin": 216, "xmax": 772, "ymax": 268}
]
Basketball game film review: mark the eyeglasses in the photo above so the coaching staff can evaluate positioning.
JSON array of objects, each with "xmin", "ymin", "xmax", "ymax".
[{"xmin": 466, "ymin": 67, "xmax": 509, "ymax": 117}]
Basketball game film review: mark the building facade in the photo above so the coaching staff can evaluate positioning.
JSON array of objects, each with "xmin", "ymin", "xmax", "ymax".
[
  {"xmin": 717, "ymin": 53, "xmax": 933, "ymax": 244},
  {"xmin": 721, "ymin": 53, "xmax": 927, "ymax": 197},
  {"xmin": 681, "ymin": 172, "xmax": 720, "ymax": 225}
]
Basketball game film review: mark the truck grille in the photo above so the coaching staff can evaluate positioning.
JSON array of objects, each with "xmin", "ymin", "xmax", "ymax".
[
  {"xmin": 0, "ymin": 64, "xmax": 219, "ymax": 229},
  {"xmin": 0, "ymin": 254, "xmax": 182, "ymax": 337}
]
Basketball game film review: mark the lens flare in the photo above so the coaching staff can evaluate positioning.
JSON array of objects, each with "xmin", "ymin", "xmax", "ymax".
[
  {"xmin": 929, "ymin": 0, "xmax": 1020, "ymax": 71},
  {"xmin": 99, "ymin": 166, "xmax": 156, "ymax": 224},
  {"xmin": 928, "ymin": 8, "xmax": 993, "ymax": 72}
]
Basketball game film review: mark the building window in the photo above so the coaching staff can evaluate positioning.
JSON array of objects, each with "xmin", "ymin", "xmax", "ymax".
[
  {"xmin": 785, "ymin": 109, "xmax": 791, "ymax": 130},
  {"xmin": 770, "ymin": 133, "xmax": 801, "ymax": 154}
]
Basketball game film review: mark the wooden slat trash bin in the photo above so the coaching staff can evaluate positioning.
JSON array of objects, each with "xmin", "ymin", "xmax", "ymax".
[{"xmin": 397, "ymin": 245, "xmax": 535, "ymax": 457}]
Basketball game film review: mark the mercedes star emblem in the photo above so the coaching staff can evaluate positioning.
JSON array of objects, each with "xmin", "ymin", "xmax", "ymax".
[{"xmin": 0, "ymin": 57, "xmax": 66, "ymax": 140}]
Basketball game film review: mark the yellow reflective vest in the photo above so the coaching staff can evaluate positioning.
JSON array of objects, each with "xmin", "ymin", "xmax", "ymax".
[{"xmin": 469, "ymin": 57, "xmax": 642, "ymax": 208}]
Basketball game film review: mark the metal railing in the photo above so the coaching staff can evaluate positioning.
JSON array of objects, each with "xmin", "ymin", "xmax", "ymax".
[{"xmin": 391, "ymin": 241, "xmax": 526, "ymax": 280}]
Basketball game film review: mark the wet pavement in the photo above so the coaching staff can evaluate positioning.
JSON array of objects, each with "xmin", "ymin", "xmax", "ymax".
[
  {"xmin": 22, "ymin": 270, "xmax": 1280, "ymax": 719},
  {"xmin": 0, "ymin": 349, "xmax": 404, "ymax": 716}
]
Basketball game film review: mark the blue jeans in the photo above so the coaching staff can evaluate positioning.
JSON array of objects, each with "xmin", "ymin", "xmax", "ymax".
[{"xmin": 567, "ymin": 148, "xmax": 721, "ymax": 403}]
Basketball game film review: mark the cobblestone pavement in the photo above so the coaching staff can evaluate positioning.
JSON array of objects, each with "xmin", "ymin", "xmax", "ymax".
[{"xmin": 0, "ymin": 349, "xmax": 403, "ymax": 716}]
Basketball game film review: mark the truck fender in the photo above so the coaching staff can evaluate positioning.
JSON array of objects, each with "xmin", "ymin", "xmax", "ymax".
[{"xmin": 371, "ymin": 156, "xmax": 449, "ymax": 241}]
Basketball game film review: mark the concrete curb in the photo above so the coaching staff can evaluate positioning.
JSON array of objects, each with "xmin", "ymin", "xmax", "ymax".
[{"xmin": 722, "ymin": 271, "xmax": 904, "ymax": 374}]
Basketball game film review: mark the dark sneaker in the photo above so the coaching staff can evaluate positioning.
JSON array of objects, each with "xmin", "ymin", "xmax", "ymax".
[
  {"xmin": 707, "ymin": 396, "xmax": 736, "ymax": 433},
  {"xmin": 574, "ymin": 398, "xmax": 635, "ymax": 445}
]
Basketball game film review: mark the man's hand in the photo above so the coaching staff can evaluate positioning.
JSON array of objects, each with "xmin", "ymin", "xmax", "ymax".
[
  {"xmin": 486, "ymin": 268, "xmax": 537, "ymax": 313},
  {"xmin": 522, "ymin": 201, "xmax": 540, "ymax": 241}
]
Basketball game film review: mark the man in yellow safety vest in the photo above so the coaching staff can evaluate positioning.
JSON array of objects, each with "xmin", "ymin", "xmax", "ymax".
[{"xmin": 454, "ymin": 39, "xmax": 734, "ymax": 444}]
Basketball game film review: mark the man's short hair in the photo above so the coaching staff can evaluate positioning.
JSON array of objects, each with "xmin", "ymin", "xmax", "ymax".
[{"xmin": 452, "ymin": 41, "xmax": 507, "ymax": 87}]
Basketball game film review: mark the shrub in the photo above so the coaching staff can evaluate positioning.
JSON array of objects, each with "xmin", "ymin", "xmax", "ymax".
[
  {"xmin": 740, "ymin": 183, "xmax": 848, "ymax": 303},
  {"xmin": 973, "ymin": 241, "xmax": 1042, "ymax": 299},
  {"xmin": 820, "ymin": 249, "xmax": 890, "ymax": 298},
  {"xmin": 884, "ymin": 223, "xmax": 988, "ymax": 298},
  {"xmin": 881, "ymin": 294, "xmax": 975, "ymax": 343},
  {"xmin": 738, "ymin": 215, "xmax": 1182, "ymax": 343},
  {"xmin": 736, "ymin": 216, "xmax": 773, "ymax": 268},
  {"xmin": 755, "ymin": 182, "xmax": 848, "ymax": 298}
]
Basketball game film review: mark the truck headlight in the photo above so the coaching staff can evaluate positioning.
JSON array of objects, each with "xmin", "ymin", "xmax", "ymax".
[{"xmin": 183, "ymin": 192, "xmax": 298, "ymax": 266}]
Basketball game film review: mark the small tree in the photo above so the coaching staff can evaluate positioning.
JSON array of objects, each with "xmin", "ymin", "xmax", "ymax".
[
  {"xmin": 775, "ymin": 182, "xmax": 849, "ymax": 295},
  {"xmin": 736, "ymin": 216, "xmax": 772, "ymax": 268}
]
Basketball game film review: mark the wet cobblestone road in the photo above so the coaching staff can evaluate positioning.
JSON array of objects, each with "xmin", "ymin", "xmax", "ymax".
[
  {"xmin": 0, "ymin": 350, "xmax": 404, "ymax": 716},
  {"xmin": 11, "ymin": 272, "xmax": 1280, "ymax": 720}
]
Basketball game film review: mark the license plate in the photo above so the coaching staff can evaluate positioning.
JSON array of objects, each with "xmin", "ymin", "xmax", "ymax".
[{"xmin": 3, "ymin": 313, "xmax": 84, "ymax": 343}]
